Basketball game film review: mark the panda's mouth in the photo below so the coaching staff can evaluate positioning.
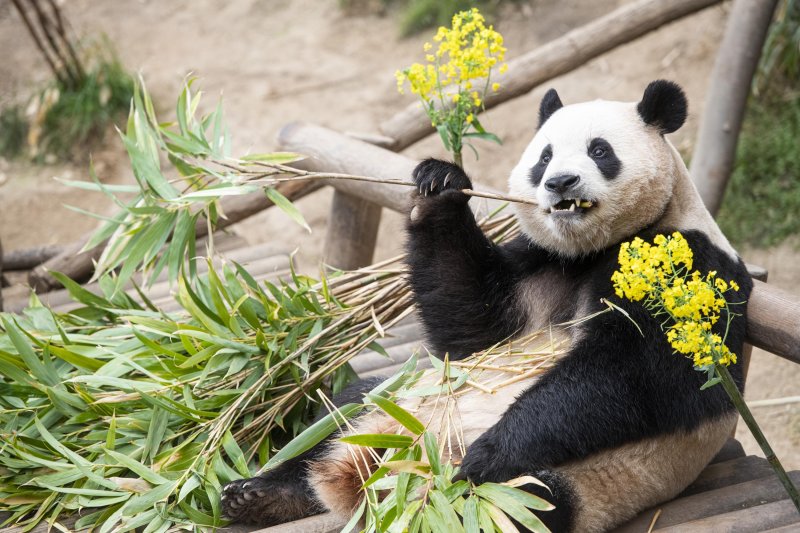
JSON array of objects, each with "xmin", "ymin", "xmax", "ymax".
[{"xmin": 548, "ymin": 198, "xmax": 595, "ymax": 214}]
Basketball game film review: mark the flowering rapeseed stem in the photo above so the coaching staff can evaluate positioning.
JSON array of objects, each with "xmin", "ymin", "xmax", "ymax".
[
  {"xmin": 612, "ymin": 232, "xmax": 800, "ymax": 513},
  {"xmin": 395, "ymin": 8, "xmax": 507, "ymax": 168},
  {"xmin": 611, "ymin": 232, "xmax": 739, "ymax": 375}
]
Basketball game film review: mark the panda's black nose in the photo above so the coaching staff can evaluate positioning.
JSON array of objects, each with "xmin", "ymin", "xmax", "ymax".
[{"xmin": 544, "ymin": 174, "xmax": 580, "ymax": 193}]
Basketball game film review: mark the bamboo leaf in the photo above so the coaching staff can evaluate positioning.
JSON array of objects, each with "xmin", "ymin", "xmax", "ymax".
[
  {"xmin": 368, "ymin": 394, "xmax": 425, "ymax": 436},
  {"xmin": 339, "ymin": 434, "xmax": 414, "ymax": 448},
  {"xmin": 265, "ymin": 187, "xmax": 311, "ymax": 233}
]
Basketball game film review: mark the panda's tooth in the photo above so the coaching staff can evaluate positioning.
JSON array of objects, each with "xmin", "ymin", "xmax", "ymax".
[
  {"xmin": 569, "ymin": 202, "xmax": 576, "ymax": 212},
  {"xmin": 549, "ymin": 206, "xmax": 555, "ymax": 213}
]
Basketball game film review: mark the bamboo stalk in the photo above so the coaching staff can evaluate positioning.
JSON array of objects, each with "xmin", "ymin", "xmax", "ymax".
[{"xmin": 717, "ymin": 364, "xmax": 800, "ymax": 512}]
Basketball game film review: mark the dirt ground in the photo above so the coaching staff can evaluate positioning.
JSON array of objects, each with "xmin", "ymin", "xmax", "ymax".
[{"xmin": 0, "ymin": 0, "xmax": 798, "ymax": 468}]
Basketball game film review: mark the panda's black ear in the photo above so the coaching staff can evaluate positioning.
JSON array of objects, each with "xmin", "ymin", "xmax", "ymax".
[
  {"xmin": 637, "ymin": 80, "xmax": 688, "ymax": 134},
  {"xmin": 538, "ymin": 88, "xmax": 563, "ymax": 128}
]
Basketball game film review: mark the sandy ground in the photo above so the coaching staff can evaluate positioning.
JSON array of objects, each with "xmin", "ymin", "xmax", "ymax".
[{"xmin": 0, "ymin": 0, "xmax": 798, "ymax": 468}]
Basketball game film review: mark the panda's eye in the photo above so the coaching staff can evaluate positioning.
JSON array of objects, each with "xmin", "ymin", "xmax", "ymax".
[
  {"xmin": 591, "ymin": 147, "xmax": 606, "ymax": 158},
  {"xmin": 541, "ymin": 152, "xmax": 552, "ymax": 164}
]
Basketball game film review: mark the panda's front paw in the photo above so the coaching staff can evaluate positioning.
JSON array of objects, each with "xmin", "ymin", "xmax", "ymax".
[
  {"xmin": 412, "ymin": 158, "xmax": 472, "ymax": 198},
  {"xmin": 458, "ymin": 431, "xmax": 527, "ymax": 484}
]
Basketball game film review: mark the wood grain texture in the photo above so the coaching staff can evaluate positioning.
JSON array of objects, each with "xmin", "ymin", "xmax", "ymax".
[
  {"xmin": 612, "ymin": 470, "xmax": 800, "ymax": 532},
  {"xmin": 690, "ymin": 0, "xmax": 780, "ymax": 215},
  {"xmin": 379, "ymin": 0, "xmax": 724, "ymax": 151},
  {"xmin": 655, "ymin": 498, "xmax": 800, "ymax": 532}
]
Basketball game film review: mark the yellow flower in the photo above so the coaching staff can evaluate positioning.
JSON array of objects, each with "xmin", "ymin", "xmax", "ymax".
[
  {"xmin": 466, "ymin": 113, "xmax": 474, "ymax": 123},
  {"xmin": 611, "ymin": 232, "xmax": 744, "ymax": 372},
  {"xmin": 492, "ymin": 82, "xmax": 500, "ymax": 92}
]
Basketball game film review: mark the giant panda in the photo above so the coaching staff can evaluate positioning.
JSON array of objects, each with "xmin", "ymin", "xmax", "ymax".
[{"xmin": 221, "ymin": 80, "xmax": 753, "ymax": 532}]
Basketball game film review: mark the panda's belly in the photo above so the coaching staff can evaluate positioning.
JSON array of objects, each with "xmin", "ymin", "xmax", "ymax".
[
  {"xmin": 307, "ymin": 346, "xmax": 560, "ymax": 517},
  {"xmin": 518, "ymin": 269, "xmax": 586, "ymax": 333}
]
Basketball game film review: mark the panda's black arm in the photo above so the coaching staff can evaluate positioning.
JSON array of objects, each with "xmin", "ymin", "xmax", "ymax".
[{"xmin": 406, "ymin": 159, "xmax": 550, "ymax": 358}]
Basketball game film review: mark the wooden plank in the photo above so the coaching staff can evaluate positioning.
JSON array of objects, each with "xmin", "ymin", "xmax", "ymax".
[
  {"xmin": 655, "ymin": 499, "xmax": 800, "ymax": 532},
  {"xmin": 323, "ymin": 190, "xmax": 382, "ymax": 270},
  {"xmin": 709, "ymin": 437, "xmax": 746, "ymax": 464},
  {"xmin": 680, "ymin": 455, "xmax": 774, "ymax": 497},
  {"xmin": 613, "ymin": 470, "xmax": 800, "ymax": 532},
  {"xmin": 248, "ymin": 512, "xmax": 346, "ymax": 533},
  {"xmin": 378, "ymin": 0, "xmax": 723, "ymax": 151}
]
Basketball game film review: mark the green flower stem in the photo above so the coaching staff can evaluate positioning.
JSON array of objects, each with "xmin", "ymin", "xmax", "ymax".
[
  {"xmin": 453, "ymin": 150, "xmax": 463, "ymax": 169},
  {"xmin": 717, "ymin": 363, "xmax": 800, "ymax": 512}
]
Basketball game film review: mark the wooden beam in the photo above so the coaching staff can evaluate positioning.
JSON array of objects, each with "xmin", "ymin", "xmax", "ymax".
[
  {"xmin": 277, "ymin": 122, "xmax": 505, "ymax": 214},
  {"xmin": 2, "ymin": 243, "xmax": 63, "ymax": 271},
  {"xmin": 323, "ymin": 191, "xmax": 382, "ymax": 270},
  {"xmin": 690, "ymin": 0, "xmax": 780, "ymax": 215},
  {"xmin": 27, "ymin": 180, "xmax": 323, "ymax": 293},
  {"xmin": 746, "ymin": 280, "xmax": 800, "ymax": 365},
  {"xmin": 379, "ymin": 0, "xmax": 724, "ymax": 151}
]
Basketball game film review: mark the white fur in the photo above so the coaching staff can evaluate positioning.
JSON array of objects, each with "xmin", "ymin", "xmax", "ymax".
[{"xmin": 507, "ymin": 99, "xmax": 738, "ymax": 260}]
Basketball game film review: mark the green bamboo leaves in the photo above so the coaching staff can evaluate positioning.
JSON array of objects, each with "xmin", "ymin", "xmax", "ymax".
[
  {"xmin": 62, "ymin": 77, "xmax": 308, "ymax": 292},
  {"xmin": 0, "ymin": 251, "xmax": 414, "ymax": 531}
]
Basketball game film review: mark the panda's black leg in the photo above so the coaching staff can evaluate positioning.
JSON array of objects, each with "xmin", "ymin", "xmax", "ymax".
[{"xmin": 221, "ymin": 377, "xmax": 385, "ymax": 525}]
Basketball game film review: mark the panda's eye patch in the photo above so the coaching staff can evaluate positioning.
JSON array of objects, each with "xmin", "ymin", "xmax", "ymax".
[
  {"xmin": 588, "ymin": 137, "xmax": 622, "ymax": 180},
  {"xmin": 529, "ymin": 144, "xmax": 553, "ymax": 186},
  {"xmin": 588, "ymin": 139, "xmax": 612, "ymax": 159}
]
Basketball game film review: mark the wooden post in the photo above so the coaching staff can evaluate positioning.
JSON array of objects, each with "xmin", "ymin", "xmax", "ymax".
[
  {"xmin": 690, "ymin": 0, "xmax": 779, "ymax": 216},
  {"xmin": 379, "ymin": 0, "xmax": 724, "ymax": 151},
  {"xmin": 323, "ymin": 191, "xmax": 382, "ymax": 270}
]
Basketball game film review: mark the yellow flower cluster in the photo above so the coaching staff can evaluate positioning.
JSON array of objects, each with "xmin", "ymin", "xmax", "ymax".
[
  {"xmin": 395, "ymin": 8, "xmax": 507, "ymax": 103},
  {"xmin": 611, "ymin": 232, "xmax": 742, "ymax": 369}
]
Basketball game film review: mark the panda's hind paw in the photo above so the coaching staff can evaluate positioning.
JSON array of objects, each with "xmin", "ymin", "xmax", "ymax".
[
  {"xmin": 221, "ymin": 475, "xmax": 321, "ymax": 526},
  {"xmin": 412, "ymin": 158, "xmax": 472, "ymax": 198}
]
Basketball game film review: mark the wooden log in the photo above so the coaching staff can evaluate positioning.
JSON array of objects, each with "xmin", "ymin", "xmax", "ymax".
[
  {"xmin": 323, "ymin": 190, "xmax": 382, "ymax": 270},
  {"xmin": 27, "ymin": 180, "xmax": 322, "ymax": 294},
  {"xmin": 277, "ymin": 122, "xmax": 505, "ymax": 215},
  {"xmin": 747, "ymin": 279, "xmax": 800, "ymax": 365},
  {"xmin": 379, "ymin": 0, "xmax": 724, "ymax": 151},
  {"xmin": 2, "ymin": 243, "xmax": 63, "ymax": 271},
  {"xmin": 690, "ymin": 0, "xmax": 780, "ymax": 216}
]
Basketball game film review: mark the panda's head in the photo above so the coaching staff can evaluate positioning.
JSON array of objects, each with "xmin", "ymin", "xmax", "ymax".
[{"xmin": 508, "ymin": 80, "xmax": 689, "ymax": 258}]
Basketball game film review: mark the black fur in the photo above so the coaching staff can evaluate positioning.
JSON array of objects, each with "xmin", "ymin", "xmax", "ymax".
[
  {"xmin": 588, "ymin": 137, "xmax": 622, "ymax": 179},
  {"xmin": 539, "ymin": 88, "xmax": 564, "ymax": 128},
  {"xmin": 221, "ymin": 377, "xmax": 385, "ymax": 525},
  {"xmin": 529, "ymin": 144, "xmax": 552, "ymax": 186},
  {"xmin": 408, "ymin": 160, "xmax": 559, "ymax": 356},
  {"xmin": 408, "ymin": 157, "xmax": 752, "ymax": 532},
  {"xmin": 637, "ymin": 80, "xmax": 688, "ymax": 135}
]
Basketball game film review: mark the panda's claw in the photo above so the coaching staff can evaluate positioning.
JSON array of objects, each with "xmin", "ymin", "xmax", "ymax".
[{"xmin": 411, "ymin": 158, "xmax": 473, "ymax": 199}]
